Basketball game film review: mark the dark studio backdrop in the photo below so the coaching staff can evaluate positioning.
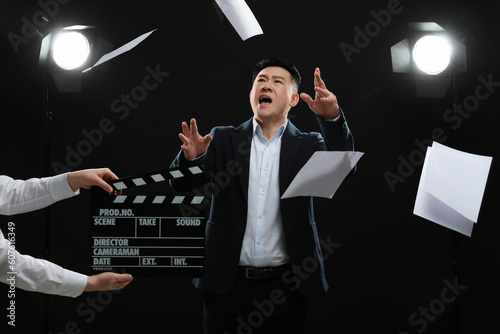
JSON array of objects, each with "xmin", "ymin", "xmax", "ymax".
[{"xmin": 1, "ymin": 0, "xmax": 499, "ymax": 333}]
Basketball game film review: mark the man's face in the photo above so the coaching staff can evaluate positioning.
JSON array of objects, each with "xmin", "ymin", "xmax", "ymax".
[{"xmin": 249, "ymin": 66, "xmax": 299, "ymax": 125}]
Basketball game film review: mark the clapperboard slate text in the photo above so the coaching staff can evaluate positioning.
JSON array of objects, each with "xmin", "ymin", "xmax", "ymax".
[{"xmin": 90, "ymin": 166, "xmax": 208, "ymax": 277}]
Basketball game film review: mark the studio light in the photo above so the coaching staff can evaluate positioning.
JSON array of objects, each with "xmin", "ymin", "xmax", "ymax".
[
  {"xmin": 412, "ymin": 35, "xmax": 451, "ymax": 75},
  {"xmin": 52, "ymin": 31, "xmax": 90, "ymax": 70},
  {"xmin": 39, "ymin": 25, "xmax": 114, "ymax": 93},
  {"xmin": 38, "ymin": 25, "xmax": 95, "ymax": 93},
  {"xmin": 390, "ymin": 22, "xmax": 467, "ymax": 98}
]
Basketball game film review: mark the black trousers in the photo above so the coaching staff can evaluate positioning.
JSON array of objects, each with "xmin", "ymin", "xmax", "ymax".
[{"xmin": 203, "ymin": 273, "xmax": 307, "ymax": 334}]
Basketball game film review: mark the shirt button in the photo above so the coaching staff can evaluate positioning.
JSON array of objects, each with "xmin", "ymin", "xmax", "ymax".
[
  {"xmin": 256, "ymin": 240, "xmax": 261, "ymax": 245},
  {"xmin": 260, "ymin": 191, "xmax": 265, "ymax": 196},
  {"xmin": 259, "ymin": 215, "xmax": 263, "ymax": 219}
]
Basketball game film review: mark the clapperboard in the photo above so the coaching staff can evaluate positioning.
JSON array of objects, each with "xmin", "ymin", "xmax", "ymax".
[{"xmin": 90, "ymin": 166, "xmax": 208, "ymax": 277}]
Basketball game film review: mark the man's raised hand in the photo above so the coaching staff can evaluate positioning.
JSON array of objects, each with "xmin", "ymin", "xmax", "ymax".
[
  {"xmin": 179, "ymin": 118, "xmax": 213, "ymax": 160},
  {"xmin": 300, "ymin": 68, "xmax": 340, "ymax": 120}
]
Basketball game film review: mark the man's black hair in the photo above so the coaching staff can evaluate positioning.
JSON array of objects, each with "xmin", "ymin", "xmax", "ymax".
[{"xmin": 252, "ymin": 57, "xmax": 301, "ymax": 91}]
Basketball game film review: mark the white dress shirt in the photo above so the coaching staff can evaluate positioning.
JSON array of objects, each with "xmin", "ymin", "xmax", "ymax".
[
  {"xmin": 0, "ymin": 173, "xmax": 88, "ymax": 297},
  {"xmin": 239, "ymin": 119, "xmax": 290, "ymax": 267}
]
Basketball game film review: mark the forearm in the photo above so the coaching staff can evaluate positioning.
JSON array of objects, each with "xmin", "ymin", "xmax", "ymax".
[
  {"xmin": 0, "ymin": 173, "xmax": 78, "ymax": 216},
  {"xmin": 0, "ymin": 233, "xmax": 86, "ymax": 297},
  {"xmin": 170, "ymin": 150, "xmax": 210, "ymax": 192},
  {"xmin": 316, "ymin": 107, "xmax": 354, "ymax": 152}
]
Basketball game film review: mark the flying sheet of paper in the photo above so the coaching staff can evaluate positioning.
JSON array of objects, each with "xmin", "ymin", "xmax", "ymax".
[
  {"xmin": 281, "ymin": 151, "xmax": 363, "ymax": 199},
  {"xmin": 413, "ymin": 142, "xmax": 492, "ymax": 236},
  {"xmin": 215, "ymin": 0, "xmax": 263, "ymax": 40},
  {"xmin": 84, "ymin": 29, "xmax": 157, "ymax": 72}
]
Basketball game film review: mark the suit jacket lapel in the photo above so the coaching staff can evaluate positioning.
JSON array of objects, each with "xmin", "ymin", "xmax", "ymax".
[
  {"xmin": 279, "ymin": 120, "xmax": 304, "ymax": 196},
  {"xmin": 230, "ymin": 118, "xmax": 253, "ymax": 204},
  {"xmin": 230, "ymin": 118, "xmax": 305, "ymax": 201}
]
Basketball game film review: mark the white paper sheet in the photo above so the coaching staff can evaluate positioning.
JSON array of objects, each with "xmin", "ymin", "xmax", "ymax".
[
  {"xmin": 84, "ymin": 29, "xmax": 157, "ymax": 72},
  {"xmin": 413, "ymin": 142, "xmax": 492, "ymax": 236},
  {"xmin": 281, "ymin": 151, "xmax": 363, "ymax": 199},
  {"xmin": 215, "ymin": 0, "xmax": 263, "ymax": 41}
]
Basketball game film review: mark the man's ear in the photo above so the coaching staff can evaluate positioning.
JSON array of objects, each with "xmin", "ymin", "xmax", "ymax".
[{"xmin": 289, "ymin": 92, "xmax": 300, "ymax": 108}]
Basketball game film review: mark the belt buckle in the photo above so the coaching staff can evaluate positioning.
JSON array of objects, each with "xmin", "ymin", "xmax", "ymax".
[{"xmin": 245, "ymin": 267, "xmax": 259, "ymax": 279}]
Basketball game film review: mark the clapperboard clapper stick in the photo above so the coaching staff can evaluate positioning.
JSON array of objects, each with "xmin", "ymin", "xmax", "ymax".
[{"xmin": 90, "ymin": 166, "xmax": 208, "ymax": 277}]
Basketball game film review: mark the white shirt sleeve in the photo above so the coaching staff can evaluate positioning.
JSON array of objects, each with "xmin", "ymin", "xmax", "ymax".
[
  {"xmin": 0, "ymin": 230, "xmax": 87, "ymax": 298},
  {"xmin": 0, "ymin": 173, "xmax": 79, "ymax": 216}
]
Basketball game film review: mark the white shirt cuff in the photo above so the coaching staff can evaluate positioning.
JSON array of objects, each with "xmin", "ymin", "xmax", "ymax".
[
  {"xmin": 57, "ymin": 269, "xmax": 88, "ymax": 298},
  {"xmin": 49, "ymin": 173, "xmax": 79, "ymax": 202},
  {"xmin": 324, "ymin": 113, "xmax": 341, "ymax": 122}
]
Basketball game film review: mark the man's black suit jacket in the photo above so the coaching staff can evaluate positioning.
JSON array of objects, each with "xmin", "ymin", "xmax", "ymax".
[{"xmin": 170, "ymin": 112, "xmax": 354, "ymax": 297}]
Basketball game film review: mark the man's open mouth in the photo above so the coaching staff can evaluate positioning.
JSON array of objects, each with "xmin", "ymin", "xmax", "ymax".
[{"xmin": 259, "ymin": 96, "xmax": 272, "ymax": 106}]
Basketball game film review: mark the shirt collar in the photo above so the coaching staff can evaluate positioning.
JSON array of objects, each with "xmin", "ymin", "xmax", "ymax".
[{"xmin": 252, "ymin": 118, "xmax": 287, "ymax": 141}]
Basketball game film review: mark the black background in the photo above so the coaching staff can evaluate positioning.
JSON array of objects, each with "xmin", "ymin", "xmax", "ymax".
[{"xmin": 1, "ymin": 0, "xmax": 499, "ymax": 333}]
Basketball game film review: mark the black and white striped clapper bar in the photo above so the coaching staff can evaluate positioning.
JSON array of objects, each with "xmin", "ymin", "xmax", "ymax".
[{"xmin": 90, "ymin": 166, "xmax": 208, "ymax": 277}]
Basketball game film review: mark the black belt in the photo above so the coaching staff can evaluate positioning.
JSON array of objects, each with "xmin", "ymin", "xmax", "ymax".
[{"xmin": 238, "ymin": 265, "xmax": 289, "ymax": 280}]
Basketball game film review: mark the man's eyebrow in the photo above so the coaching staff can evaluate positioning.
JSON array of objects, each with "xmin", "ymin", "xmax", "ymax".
[{"xmin": 257, "ymin": 74, "xmax": 286, "ymax": 80}]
